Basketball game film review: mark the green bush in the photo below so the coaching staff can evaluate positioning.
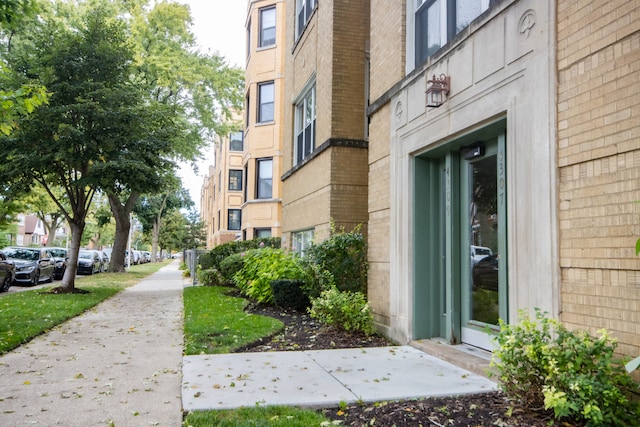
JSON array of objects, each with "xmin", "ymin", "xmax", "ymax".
[
  {"xmin": 233, "ymin": 248, "xmax": 305, "ymax": 304},
  {"xmin": 197, "ymin": 268, "xmax": 225, "ymax": 286},
  {"xmin": 219, "ymin": 253, "xmax": 246, "ymax": 282},
  {"xmin": 199, "ymin": 238, "xmax": 281, "ymax": 271},
  {"xmin": 308, "ymin": 287, "xmax": 375, "ymax": 335},
  {"xmin": 491, "ymin": 309, "xmax": 640, "ymax": 426},
  {"xmin": 301, "ymin": 225, "xmax": 367, "ymax": 297},
  {"xmin": 271, "ymin": 279, "xmax": 310, "ymax": 312}
]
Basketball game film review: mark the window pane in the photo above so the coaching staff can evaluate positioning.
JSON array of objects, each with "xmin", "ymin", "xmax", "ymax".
[
  {"xmin": 257, "ymin": 159, "xmax": 273, "ymax": 199},
  {"xmin": 256, "ymin": 228, "xmax": 272, "ymax": 238},
  {"xmin": 456, "ymin": 0, "xmax": 485, "ymax": 33},
  {"xmin": 260, "ymin": 7, "xmax": 276, "ymax": 47},
  {"xmin": 230, "ymin": 131, "xmax": 244, "ymax": 151},
  {"xmin": 229, "ymin": 170, "xmax": 242, "ymax": 191},
  {"xmin": 295, "ymin": 86, "xmax": 315, "ymax": 165},
  {"xmin": 228, "ymin": 209, "xmax": 241, "ymax": 230},
  {"xmin": 296, "ymin": 131, "xmax": 304, "ymax": 165},
  {"xmin": 426, "ymin": 1, "xmax": 441, "ymax": 57},
  {"xmin": 259, "ymin": 82, "xmax": 274, "ymax": 123}
]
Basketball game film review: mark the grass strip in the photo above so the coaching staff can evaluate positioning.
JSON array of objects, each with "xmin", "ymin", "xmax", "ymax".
[
  {"xmin": 183, "ymin": 286, "xmax": 284, "ymax": 355},
  {"xmin": 0, "ymin": 261, "xmax": 169, "ymax": 354},
  {"xmin": 183, "ymin": 405, "xmax": 330, "ymax": 426}
]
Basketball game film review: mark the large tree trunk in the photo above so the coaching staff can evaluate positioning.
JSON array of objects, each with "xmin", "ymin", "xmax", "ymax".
[
  {"xmin": 39, "ymin": 212, "xmax": 63, "ymax": 247},
  {"xmin": 151, "ymin": 218, "xmax": 160, "ymax": 262},
  {"xmin": 107, "ymin": 192, "xmax": 139, "ymax": 272},
  {"xmin": 59, "ymin": 220, "xmax": 84, "ymax": 291}
]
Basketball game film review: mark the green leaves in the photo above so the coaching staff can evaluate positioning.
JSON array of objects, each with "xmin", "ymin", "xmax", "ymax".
[
  {"xmin": 308, "ymin": 287, "xmax": 375, "ymax": 335},
  {"xmin": 232, "ymin": 248, "xmax": 305, "ymax": 304},
  {"xmin": 491, "ymin": 309, "xmax": 640, "ymax": 426}
]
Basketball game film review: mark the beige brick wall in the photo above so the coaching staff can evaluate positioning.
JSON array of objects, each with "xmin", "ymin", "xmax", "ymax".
[
  {"xmin": 367, "ymin": 103, "xmax": 392, "ymax": 327},
  {"xmin": 369, "ymin": 0, "xmax": 405, "ymax": 100},
  {"xmin": 282, "ymin": 0, "xmax": 369, "ymax": 248},
  {"xmin": 557, "ymin": 0, "xmax": 640, "ymax": 354},
  {"xmin": 367, "ymin": 1, "xmax": 404, "ymax": 331},
  {"xmin": 242, "ymin": 0, "xmax": 286, "ymax": 240}
]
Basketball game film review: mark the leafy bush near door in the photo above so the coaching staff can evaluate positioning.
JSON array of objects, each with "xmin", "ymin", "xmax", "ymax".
[
  {"xmin": 232, "ymin": 248, "xmax": 305, "ymax": 304},
  {"xmin": 490, "ymin": 309, "xmax": 640, "ymax": 426},
  {"xmin": 300, "ymin": 225, "xmax": 368, "ymax": 297}
]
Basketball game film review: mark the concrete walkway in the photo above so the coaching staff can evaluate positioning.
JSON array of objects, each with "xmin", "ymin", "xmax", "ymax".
[
  {"xmin": 183, "ymin": 346, "xmax": 496, "ymax": 411},
  {"xmin": 0, "ymin": 262, "xmax": 185, "ymax": 426},
  {"xmin": 0, "ymin": 261, "xmax": 496, "ymax": 426}
]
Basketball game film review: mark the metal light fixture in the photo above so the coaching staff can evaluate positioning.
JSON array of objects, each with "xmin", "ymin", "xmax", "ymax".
[{"xmin": 425, "ymin": 74, "xmax": 450, "ymax": 108}]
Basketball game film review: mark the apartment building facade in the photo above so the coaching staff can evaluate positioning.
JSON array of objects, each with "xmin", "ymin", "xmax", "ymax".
[
  {"xmin": 200, "ymin": 131, "xmax": 245, "ymax": 248},
  {"xmin": 280, "ymin": 0, "xmax": 370, "ymax": 252},
  {"xmin": 241, "ymin": 0, "xmax": 286, "ymax": 241},
  {"xmin": 365, "ymin": 0, "xmax": 639, "ymax": 358}
]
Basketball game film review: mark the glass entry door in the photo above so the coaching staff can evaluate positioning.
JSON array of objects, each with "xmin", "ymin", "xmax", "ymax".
[{"xmin": 460, "ymin": 138, "xmax": 507, "ymax": 349}]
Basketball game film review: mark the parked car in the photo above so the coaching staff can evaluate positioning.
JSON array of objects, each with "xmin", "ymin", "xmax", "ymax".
[
  {"xmin": 98, "ymin": 250, "xmax": 110, "ymax": 272},
  {"xmin": 77, "ymin": 250, "xmax": 101, "ymax": 275},
  {"xmin": 141, "ymin": 251, "xmax": 151, "ymax": 263},
  {"xmin": 2, "ymin": 247, "xmax": 56, "ymax": 285},
  {"xmin": 0, "ymin": 250, "xmax": 15, "ymax": 292},
  {"xmin": 47, "ymin": 247, "xmax": 68, "ymax": 280},
  {"xmin": 470, "ymin": 245, "xmax": 493, "ymax": 266},
  {"xmin": 471, "ymin": 254, "xmax": 499, "ymax": 291}
]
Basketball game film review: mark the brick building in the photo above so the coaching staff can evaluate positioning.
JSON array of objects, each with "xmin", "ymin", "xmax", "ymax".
[
  {"xmin": 280, "ymin": 0, "xmax": 370, "ymax": 252},
  {"xmin": 365, "ymin": 0, "xmax": 639, "ymax": 358},
  {"xmin": 556, "ymin": 0, "xmax": 640, "ymax": 356},
  {"xmin": 241, "ymin": 0, "xmax": 286, "ymax": 241},
  {"xmin": 221, "ymin": 0, "xmax": 640, "ymax": 361},
  {"xmin": 200, "ymin": 130, "xmax": 245, "ymax": 248}
]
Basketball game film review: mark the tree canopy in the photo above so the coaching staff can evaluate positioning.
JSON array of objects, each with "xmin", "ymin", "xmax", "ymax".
[{"xmin": 0, "ymin": 0, "xmax": 244, "ymax": 285}]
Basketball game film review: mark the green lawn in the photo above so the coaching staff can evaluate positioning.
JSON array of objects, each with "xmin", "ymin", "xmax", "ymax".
[
  {"xmin": 0, "ymin": 261, "xmax": 169, "ymax": 354},
  {"xmin": 183, "ymin": 286, "xmax": 284, "ymax": 355},
  {"xmin": 182, "ymin": 405, "xmax": 331, "ymax": 427}
]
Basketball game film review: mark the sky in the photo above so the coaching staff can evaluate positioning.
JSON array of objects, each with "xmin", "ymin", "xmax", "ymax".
[{"xmin": 177, "ymin": 0, "xmax": 247, "ymax": 210}]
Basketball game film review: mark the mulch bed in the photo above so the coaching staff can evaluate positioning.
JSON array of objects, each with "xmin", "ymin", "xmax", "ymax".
[{"xmin": 239, "ymin": 303, "xmax": 576, "ymax": 426}]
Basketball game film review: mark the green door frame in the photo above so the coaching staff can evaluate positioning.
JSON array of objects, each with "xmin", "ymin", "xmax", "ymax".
[{"xmin": 413, "ymin": 120, "xmax": 507, "ymax": 345}]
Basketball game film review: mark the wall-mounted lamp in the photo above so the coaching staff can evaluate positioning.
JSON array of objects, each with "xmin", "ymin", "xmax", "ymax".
[{"xmin": 425, "ymin": 74, "xmax": 450, "ymax": 108}]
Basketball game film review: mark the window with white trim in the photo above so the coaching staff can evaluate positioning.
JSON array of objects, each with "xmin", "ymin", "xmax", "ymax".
[
  {"xmin": 296, "ymin": 0, "xmax": 317, "ymax": 39},
  {"xmin": 415, "ymin": 0, "xmax": 491, "ymax": 66},
  {"xmin": 292, "ymin": 229, "xmax": 314, "ymax": 255},
  {"xmin": 294, "ymin": 85, "xmax": 315, "ymax": 165},
  {"xmin": 258, "ymin": 81, "xmax": 274, "ymax": 123},
  {"xmin": 259, "ymin": 6, "xmax": 276, "ymax": 47},
  {"xmin": 256, "ymin": 158, "xmax": 273, "ymax": 199}
]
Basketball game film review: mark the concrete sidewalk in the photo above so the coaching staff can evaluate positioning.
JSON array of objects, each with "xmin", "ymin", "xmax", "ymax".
[
  {"xmin": 182, "ymin": 346, "xmax": 496, "ymax": 411},
  {"xmin": 0, "ymin": 261, "xmax": 496, "ymax": 426},
  {"xmin": 0, "ymin": 262, "xmax": 186, "ymax": 427}
]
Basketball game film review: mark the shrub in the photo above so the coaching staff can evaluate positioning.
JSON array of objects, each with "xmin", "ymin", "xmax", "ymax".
[
  {"xmin": 271, "ymin": 280, "xmax": 310, "ymax": 312},
  {"xmin": 301, "ymin": 225, "xmax": 367, "ymax": 297},
  {"xmin": 197, "ymin": 268, "xmax": 225, "ymax": 286},
  {"xmin": 491, "ymin": 309, "xmax": 640, "ymax": 426},
  {"xmin": 233, "ymin": 248, "xmax": 305, "ymax": 304},
  {"xmin": 219, "ymin": 253, "xmax": 246, "ymax": 282},
  {"xmin": 308, "ymin": 287, "xmax": 375, "ymax": 335},
  {"xmin": 199, "ymin": 238, "xmax": 281, "ymax": 271}
]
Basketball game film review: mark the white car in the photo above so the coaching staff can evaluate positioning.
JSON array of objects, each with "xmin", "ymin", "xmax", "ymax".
[{"xmin": 470, "ymin": 245, "xmax": 493, "ymax": 266}]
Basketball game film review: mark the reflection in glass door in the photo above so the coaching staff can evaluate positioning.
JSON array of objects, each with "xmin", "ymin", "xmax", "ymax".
[{"xmin": 461, "ymin": 139, "xmax": 506, "ymax": 349}]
